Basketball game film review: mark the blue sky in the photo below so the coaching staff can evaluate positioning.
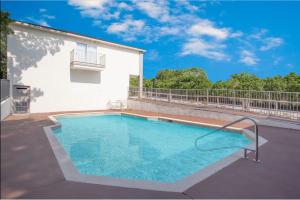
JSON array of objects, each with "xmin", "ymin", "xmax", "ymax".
[{"xmin": 1, "ymin": 0, "xmax": 300, "ymax": 82}]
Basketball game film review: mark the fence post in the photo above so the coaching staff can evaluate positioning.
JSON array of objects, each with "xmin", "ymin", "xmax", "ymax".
[
  {"xmin": 275, "ymin": 91, "xmax": 278, "ymax": 112},
  {"xmin": 169, "ymin": 89, "xmax": 172, "ymax": 102},
  {"xmin": 206, "ymin": 89, "xmax": 209, "ymax": 105},
  {"xmin": 233, "ymin": 90, "xmax": 236, "ymax": 110},
  {"xmin": 186, "ymin": 90, "xmax": 188, "ymax": 102},
  {"xmin": 268, "ymin": 91, "xmax": 271, "ymax": 116},
  {"xmin": 247, "ymin": 90, "xmax": 250, "ymax": 111}
]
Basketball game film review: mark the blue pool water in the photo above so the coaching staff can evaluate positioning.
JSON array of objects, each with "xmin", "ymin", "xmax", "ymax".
[{"xmin": 53, "ymin": 114, "xmax": 252, "ymax": 182}]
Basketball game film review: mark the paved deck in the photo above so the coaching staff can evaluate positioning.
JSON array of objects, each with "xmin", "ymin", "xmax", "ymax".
[{"xmin": 1, "ymin": 110, "xmax": 300, "ymax": 199}]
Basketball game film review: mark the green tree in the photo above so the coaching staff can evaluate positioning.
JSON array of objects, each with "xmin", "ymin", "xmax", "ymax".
[
  {"xmin": 226, "ymin": 73, "xmax": 264, "ymax": 90},
  {"xmin": 0, "ymin": 11, "xmax": 14, "ymax": 79},
  {"xmin": 152, "ymin": 67, "xmax": 212, "ymax": 89},
  {"xmin": 144, "ymin": 78, "xmax": 154, "ymax": 88},
  {"xmin": 212, "ymin": 80, "xmax": 228, "ymax": 89},
  {"xmin": 140, "ymin": 68, "xmax": 299, "ymax": 92},
  {"xmin": 154, "ymin": 69, "xmax": 179, "ymax": 88},
  {"xmin": 263, "ymin": 76, "xmax": 286, "ymax": 91},
  {"xmin": 284, "ymin": 72, "xmax": 300, "ymax": 92},
  {"xmin": 129, "ymin": 75, "xmax": 153, "ymax": 88},
  {"xmin": 174, "ymin": 68, "xmax": 212, "ymax": 89},
  {"xmin": 261, "ymin": 73, "xmax": 300, "ymax": 92},
  {"xmin": 129, "ymin": 75, "xmax": 139, "ymax": 88}
]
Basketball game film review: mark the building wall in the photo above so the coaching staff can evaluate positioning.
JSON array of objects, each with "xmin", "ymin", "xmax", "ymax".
[
  {"xmin": 127, "ymin": 99, "xmax": 243, "ymax": 121},
  {"xmin": 1, "ymin": 98, "xmax": 11, "ymax": 120},
  {"xmin": 7, "ymin": 25, "xmax": 141, "ymax": 113}
]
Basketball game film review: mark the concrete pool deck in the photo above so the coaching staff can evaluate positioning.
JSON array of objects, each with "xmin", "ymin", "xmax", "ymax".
[{"xmin": 1, "ymin": 109, "xmax": 300, "ymax": 198}]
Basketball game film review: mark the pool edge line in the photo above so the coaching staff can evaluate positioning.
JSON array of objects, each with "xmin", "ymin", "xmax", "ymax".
[{"xmin": 44, "ymin": 111, "xmax": 268, "ymax": 192}]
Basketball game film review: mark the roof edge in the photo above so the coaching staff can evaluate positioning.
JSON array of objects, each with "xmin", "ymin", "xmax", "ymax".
[{"xmin": 12, "ymin": 21, "xmax": 146, "ymax": 53}]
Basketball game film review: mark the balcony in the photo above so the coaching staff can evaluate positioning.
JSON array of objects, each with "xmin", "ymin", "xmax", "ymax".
[{"xmin": 70, "ymin": 49, "xmax": 105, "ymax": 71}]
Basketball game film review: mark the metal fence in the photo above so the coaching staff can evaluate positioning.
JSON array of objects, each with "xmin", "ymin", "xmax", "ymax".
[
  {"xmin": 129, "ymin": 87, "xmax": 300, "ymax": 120},
  {"xmin": 1, "ymin": 79, "xmax": 10, "ymax": 102}
]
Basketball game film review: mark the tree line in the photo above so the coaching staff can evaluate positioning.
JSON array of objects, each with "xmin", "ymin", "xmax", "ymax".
[
  {"xmin": 130, "ymin": 67, "xmax": 300, "ymax": 92},
  {"xmin": 0, "ymin": 11, "xmax": 14, "ymax": 79}
]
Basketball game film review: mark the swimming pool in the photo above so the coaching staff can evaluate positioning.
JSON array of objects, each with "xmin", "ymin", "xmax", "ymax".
[{"xmin": 52, "ymin": 113, "xmax": 252, "ymax": 183}]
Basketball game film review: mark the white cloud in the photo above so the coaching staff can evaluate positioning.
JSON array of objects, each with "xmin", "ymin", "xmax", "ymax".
[
  {"xmin": 68, "ymin": 0, "xmax": 116, "ymax": 19},
  {"xmin": 79, "ymin": 9, "xmax": 120, "ymax": 20},
  {"xmin": 38, "ymin": 20, "xmax": 50, "ymax": 27},
  {"xmin": 79, "ymin": 9, "xmax": 102, "ymax": 18},
  {"xmin": 68, "ymin": 0, "xmax": 110, "ymax": 9},
  {"xmin": 135, "ymin": 0, "xmax": 170, "ymax": 22},
  {"xmin": 272, "ymin": 56, "xmax": 282, "ymax": 65},
  {"xmin": 66, "ymin": 0, "xmax": 284, "ymax": 65},
  {"xmin": 286, "ymin": 63, "xmax": 294, "ymax": 68},
  {"xmin": 260, "ymin": 37, "xmax": 284, "ymax": 51},
  {"xmin": 28, "ymin": 9, "xmax": 56, "ymax": 27},
  {"xmin": 80, "ymin": 8, "xmax": 119, "ymax": 20},
  {"xmin": 108, "ymin": 19, "xmax": 144, "ymax": 33},
  {"xmin": 249, "ymin": 29, "xmax": 268, "ymax": 40},
  {"xmin": 92, "ymin": 20, "xmax": 102, "ymax": 27},
  {"xmin": 183, "ymin": 19, "xmax": 236, "ymax": 61},
  {"xmin": 181, "ymin": 38, "xmax": 229, "ymax": 61},
  {"xmin": 176, "ymin": 0, "xmax": 199, "ymax": 11},
  {"xmin": 27, "ymin": 17, "xmax": 50, "ymax": 27},
  {"xmin": 239, "ymin": 50, "xmax": 259, "ymax": 66},
  {"xmin": 118, "ymin": 2, "xmax": 133, "ymax": 10},
  {"xmin": 160, "ymin": 27, "xmax": 180, "ymax": 35},
  {"xmin": 187, "ymin": 20, "xmax": 230, "ymax": 40},
  {"xmin": 103, "ymin": 11, "xmax": 120, "ymax": 20},
  {"xmin": 107, "ymin": 18, "xmax": 145, "ymax": 41},
  {"xmin": 39, "ymin": 8, "xmax": 47, "ymax": 13},
  {"xmin": 42, "ymin": 14, "xmax": 56, "ymax": 19},
  {"xmin": 249, "ymin": 29, "xmax": 284, "ymax": 51},
  {"xmin": 230, "ymin": 31, "xmax": 243, "ymax": 38},
  {"xmin": 146, "ymin": 49, "xmax": 159, "ymax": 61}
]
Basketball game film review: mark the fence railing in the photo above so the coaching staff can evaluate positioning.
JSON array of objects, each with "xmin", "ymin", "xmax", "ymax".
[
  {"xmin": 1, "ymin": 79, "xmax": 10, "ymax": 102},
  {"xmin": 128, "ymin": 87, "xmax": 300, "ymax": 120}
]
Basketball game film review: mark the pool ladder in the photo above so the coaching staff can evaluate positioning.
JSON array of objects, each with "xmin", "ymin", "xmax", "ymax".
[{"xmin": 194, "ymin": 117, "xmax": 260, "ymax": 162}]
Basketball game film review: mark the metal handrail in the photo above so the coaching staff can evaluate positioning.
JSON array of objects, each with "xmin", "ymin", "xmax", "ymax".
[{"xmin": 194, "ymin": 116, "xmax": 260, "ymax": 162}]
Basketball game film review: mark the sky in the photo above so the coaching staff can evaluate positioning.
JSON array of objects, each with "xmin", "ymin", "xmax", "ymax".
[{"xmin": 1, "ymin": 0, "xmax": 300, "ymax": 82}]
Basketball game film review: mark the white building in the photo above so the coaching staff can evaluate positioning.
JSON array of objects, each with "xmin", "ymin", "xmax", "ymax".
[{"xmin": 6, "ymin": 21, "xmax": 144, "ymax": 114}]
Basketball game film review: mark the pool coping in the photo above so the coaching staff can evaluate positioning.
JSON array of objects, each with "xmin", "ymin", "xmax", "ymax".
[{"xmin": 44, "ymin": 111, "xmax": 268, "ymax": 193}]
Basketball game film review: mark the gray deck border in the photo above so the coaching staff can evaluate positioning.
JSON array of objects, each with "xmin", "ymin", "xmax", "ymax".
[{"xmin": 43, "ymin": 112, "xmax": 267, "ymax": 192}]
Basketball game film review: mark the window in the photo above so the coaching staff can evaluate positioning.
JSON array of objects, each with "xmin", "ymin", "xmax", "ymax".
[{"xmin": 76, "ymin": 43, "xmax": 97, "ymax": 64}]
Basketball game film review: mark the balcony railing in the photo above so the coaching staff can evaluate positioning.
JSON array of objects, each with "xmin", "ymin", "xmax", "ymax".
[{"xmin": 70, "ymin": 49, "xmax": 105, "ymax": 70}]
